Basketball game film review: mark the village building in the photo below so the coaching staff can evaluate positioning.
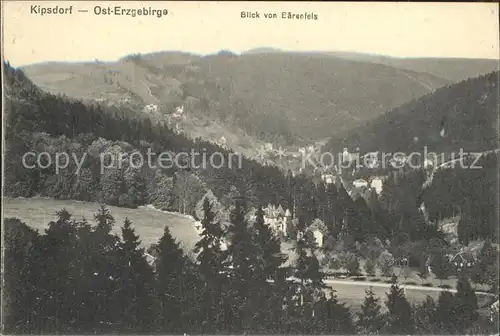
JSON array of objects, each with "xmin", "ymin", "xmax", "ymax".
[
  {"xmin": 321, "ymin": 174, "xmax": 336, "ymax": 184},
  {"xmin": 143, "ymin": 104, "xmax": 158, "ymax": 113},
  {"xmin": 263, "ymin": 204, "xmax": 292, "ymax": 237},
  {"xmin": 368, "ymin": 176, "xmax": 386, "ymax": 194},
  {"xmin": 217, "ymin": 136, "xmax": 227, "ymax": 148},
  {"xmin": 424, "ymin": 158, "xmax": 434, "ymax": 169},
  {"xmin": 352, "ymin": 178, "xmax": 369, "ymax": 189},
  {"xmin": 144, "ymin": 252, "xmax": 157, "ymax": 269},
  {"xmin": 307, "ymin": 219, "xmax": 328, "ymax": 248},
  {"xmin": 390, "ymin": 154, "xmax": 408, "ymax": 168},
  {"xmin": 311, "ymin": 230, "xmax": 324, "ymax": 248},
  {"xmin": 449, "ymin": 251, "xmax": 475, "ymax": 272}
]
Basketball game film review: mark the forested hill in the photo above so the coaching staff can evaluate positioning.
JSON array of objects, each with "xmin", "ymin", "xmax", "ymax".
[
  {"xmin": 326, "ymin": 71, "xmax": 499, "ymax": 156},
  {"xmin": 3, "ymin": 61, "xmax": 298, "ymax": 212},
  {"xmin": 21, "ymin": 51, "xmax": 451, "ymax": 145}
]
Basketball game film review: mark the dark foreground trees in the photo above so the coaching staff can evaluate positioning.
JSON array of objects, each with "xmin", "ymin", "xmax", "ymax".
[{"xmin": 2, "ymin": 205, "xmax": 494, "ymax": 335}]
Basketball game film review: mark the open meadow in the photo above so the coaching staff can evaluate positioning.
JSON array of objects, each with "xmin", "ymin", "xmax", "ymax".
[{"xmin": 3, "ymin": 197, "xmax": 199, "ymax": 251}]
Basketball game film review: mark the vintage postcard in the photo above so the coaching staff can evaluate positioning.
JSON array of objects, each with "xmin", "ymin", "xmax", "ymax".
[{"xmin": 2, "ymin": 1, "xmax": 499, "ymax": 335}]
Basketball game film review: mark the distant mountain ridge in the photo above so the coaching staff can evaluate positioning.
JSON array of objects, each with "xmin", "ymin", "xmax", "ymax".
[
  {"xmin": 242, "ymin": 49, "xmax": 499, "ymax": 83},
  {"xmin": 18, "ymin": 49, "xmax": 498, "ymax": 159},
  {"xmin": 325, "ymin": 71, "xmax": 499, "ymax": 157}
]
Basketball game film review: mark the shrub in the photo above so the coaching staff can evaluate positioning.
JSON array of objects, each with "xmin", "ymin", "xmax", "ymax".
[
  {"xmin": 339, "ymin": 252, "xmax": 361, "ymax": 276},
  {"xmin": 439, "ymin": 284, "xmax": 452, "ymax": 289},
  {"xmin": 369, "ymin": 278, "xmax": 381, "ymax": 282},
  {"xmin": 353, "ymin": 276, "xmax": 366, "ymax": 281},
  {"xmin": 329, "ymin": 257, "xmax": 342, "ymax": 270},
  {"xmin": 364, "ymin": 258, "xmax": 376, "ymax": 276},
  {"xmin": 377, "ymin": 251, "xmax": 395, "ymax": 277},
  {"xmin": 405, "ymin": 281, "xmax": 418, "ymax": 285},
  {"xmin": 422, "ymin": 283, "xmax": 433, "ymax": 287}
]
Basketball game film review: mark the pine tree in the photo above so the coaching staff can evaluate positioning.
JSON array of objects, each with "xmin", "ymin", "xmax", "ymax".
[
  {"xmin": 413, "ymin": 296, "xmax": 438, "ymax": 334},
  {"xmin": 357, "ymin": 287, "xmax": 386, "ymax": 334},
  {"xmin": 454, "ymin": 275, "xmax": 479, "ymax": 332},
  {"xmin": 435, "ymin": 290, "xmax": 458, "ymax": 334},
  {"xmin": 325, "ymin": 182, "xmax": 339, "ymax": 233},
  {"xmin": 472, "ymin": 240, "xmax": 498, "ymax": 289},
  {"xmin": 315, "ymin": 290, "xmax": 356, "ymax": 334},
  {"xmin": 253, "ymin": 205, "xmax": 290, "ymax": 330},
  {"xmin": 3, "ymin": 218, "xmax": 41, "ymax": 333},
  {"xmin": 155, "ymin": 226, "xmax": 187, "ymax": 333},
  {"xmin": 225, "ymin": 201, "xmax": 260, "ymax": 331},
  {"xmin": 194, "ymin": 198, "xmax": 227, "ymax": 332},
  {"xmin": 430, "ymin": 251, "xmax": 453, "ymax": 285},
  {"xmin": 385, "ymin": 278, "xmax": 414, "ymax": 334},
  {"xmin": 86, "ymin": 206, "xmax": 121, "ymax": 331},
  {"xmin": 293, "ymin": 216, "xmax": 326, "ymax": 316},
  {"xmin": 116, "ymin": 218, "xmax": 157, "ymax": 332}
]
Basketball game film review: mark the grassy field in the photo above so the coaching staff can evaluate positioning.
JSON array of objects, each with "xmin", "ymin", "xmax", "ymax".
[{"xmin": 3, "ymin": 197, "xmax": 200, "ymax": 251}]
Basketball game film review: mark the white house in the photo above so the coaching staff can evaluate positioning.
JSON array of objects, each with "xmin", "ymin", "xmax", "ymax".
[
  {"xmin": 217, "ymin": 136, "xmax": 227, "ymax": 148},
  {"xmin": 352, "ymin": 178, "xmax": 369, "ymax": 188},
  {"xmin": 370, "ymin": 176, "xmax": 385, "ymax": 194},
  {"xmin": 263, "ymin": 204, "xmax": 291, "ymax": 237},
  {"xmin": 321, "ymin": 174, "xmax": 335, "ymax": 184},
  {"xmin": 143, "ymin": 104, "xmax": 158, "ymax": 113},
  {"xmin": 424, "ymin": 158, "xmax": 434, "ymax": 169},
  {"xmin": 490, "ymin": 300, "xmax": 499, "ymax": 322}
]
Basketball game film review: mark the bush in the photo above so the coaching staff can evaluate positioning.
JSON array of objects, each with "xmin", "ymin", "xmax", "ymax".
[
  {"xmin": 339, "ymin": 252, "xmax": 361, "ymax": 276},
  {"xmin": 377, "ymin": 251, "xmax": 394, "ymax": 277},
  {"xmin": 330, "ymin": 271, "xmax": 347, "ymax": 277},
  {"xmin": 364, "ymin": 258, "xmax": 376, "ymax": 276},
  {"xmin": 329, "ymin": 258, "xmax": 342, "ymax": 270},
  {"xmin": 353, "ymin": 276, "xmax": 366, "ymax": 281},
  {"xmin": 422, "ymin": 283, "xmax": 434, "ymax": 287},
  {"xmin": 384, "ymin": 280, "xmax": 393, "ymax": 284},
  {"xmin": 369, "ymin": 278, "xmax": 381, "ymax": 282},
  {"xmin": 439, "ymin": 284, "xmax": 452, "ymax": 289},
  {"xmin": 405, "ymin": 281, "xmax": 418, "ymax": 285}
]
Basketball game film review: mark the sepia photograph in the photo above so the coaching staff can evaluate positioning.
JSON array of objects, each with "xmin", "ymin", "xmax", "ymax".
[{"xmin": 1, "ymin": 1, "xmax": 499, "ymax": 334}]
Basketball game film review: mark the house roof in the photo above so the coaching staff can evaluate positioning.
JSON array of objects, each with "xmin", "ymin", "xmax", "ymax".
[{"xmin": 451, "ymin": 251, "xmax": 475, "ymax": 263}]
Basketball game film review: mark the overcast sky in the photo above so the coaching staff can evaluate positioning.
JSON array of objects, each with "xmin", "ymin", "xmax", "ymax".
[{"xmin": 3, "ymin": 1, "xmax": 499, "ymax": 67}]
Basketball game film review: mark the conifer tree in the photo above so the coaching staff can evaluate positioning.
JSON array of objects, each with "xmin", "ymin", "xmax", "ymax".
[
  {"xmin": 472, "ymin": 240, "xmax": 498, "ymax": 289},
  {"xmin": 293, "ymin": 216, "xmax": 326, "ymax": 316},
  {"xmin": 325, "ymin": 182, "xmax": 339, "ymax": 233},
  {"xmin": 194, "ymin": 198, "xmax": 227, "ymax": 332},
  {"xmin": 430, "ymin": 251, "xmax": 453, "ymax": 285},
  {"xmin": 412, "ymin": 296, "xmax": 438, "ymax": 334},
  {"xmin": 3, "ymin": 218, "xmax": 41, "ymax": 334},
  {"xmin": 385, "ymin": 277, "xmax": 414, "ymax": 334},
  {"xmin": 315, "ymin": 290, "xmax": 356, "ymax": 334},
  {"xmin": 357, "ymin": 287, "xmax": 386, "ymax": 334},
  {"xmin": 253, "ymin": 205, "xmax": 290, "ymax": 330},
  {"xmin": 435, "ymin": 290, "xmax": 458, "ymax": 334},
  {"xmin": 155, "ymin": 226, "xmax": 187, "ymax": 333},
  {"xmin": 454, "ymin": 275, "xmax": 479, "ymax": 332},
  {"xmin": 225, "ymin": 201, "xmax": 260, "ymax": 331},
  {"xmin": 116, "ymin": 218, "xmax": 157, "ymax": 332}
]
